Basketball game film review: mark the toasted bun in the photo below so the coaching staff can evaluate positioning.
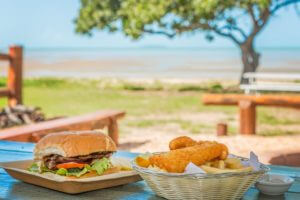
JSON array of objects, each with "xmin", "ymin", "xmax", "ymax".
[{"xmin": 34, "ymin": 131, "xmax": 117, "ymax": 160}]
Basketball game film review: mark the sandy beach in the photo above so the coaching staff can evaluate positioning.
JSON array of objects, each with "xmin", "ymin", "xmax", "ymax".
[{"xmin": 1, "ymin": 48, "xmax": 300, "ymax": 80}]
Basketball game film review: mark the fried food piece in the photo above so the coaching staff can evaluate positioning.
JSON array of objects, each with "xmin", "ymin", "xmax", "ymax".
[
  {"xmin": 217, "ymin": 143, "xmax": 228, "ymax": 160},
  {"xmin": 198, "ymin": 141, "xmax": 228, "ymax": 160},
  {"xmin": 169, "ymin": 137, "xmax": 229, "ymax": 160},
  {"xmin": 136, "ymin": 156, "xmax": 150, "ymax": 168},
  {"xmin": 149, "ymin": 142, "xmax": 228, "ymax": 173},
  {"xmin": 169, "ymin": 136, "xmax": 198, "ymax": 150}
]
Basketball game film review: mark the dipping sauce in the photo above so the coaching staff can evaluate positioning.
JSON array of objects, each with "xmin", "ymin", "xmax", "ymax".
[
  {"xmin": 262, "ymin": 175, "xmax": 286, "ymax": 184},
  {"xmin": 255, "ymin": 174, "xmax": 294, "ymax": 195}
]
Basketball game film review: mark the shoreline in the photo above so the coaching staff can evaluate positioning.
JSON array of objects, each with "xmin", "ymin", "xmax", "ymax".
[
  {"xmin": 1, "ymin": 47, "xmax": 300, "ymax": 80},
  {"xmin": 2, "ymin": 58, "xmax": 300, "ymax": 80}
]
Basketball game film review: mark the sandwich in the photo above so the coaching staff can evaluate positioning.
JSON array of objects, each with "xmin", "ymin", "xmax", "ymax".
[{"xmin": 28, "ymin": 131, "xmax": 119, "ymax": 178}]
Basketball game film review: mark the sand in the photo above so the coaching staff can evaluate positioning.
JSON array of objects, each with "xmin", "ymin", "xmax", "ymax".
[{"xmin": 1, "ymin": 53, "xmax": 300, "ymax": 80}]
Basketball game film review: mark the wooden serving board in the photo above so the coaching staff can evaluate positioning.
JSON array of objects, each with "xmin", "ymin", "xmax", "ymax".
[{"xmin": 0, "ymin": 159, "xmax": 142, "ymax": 194}]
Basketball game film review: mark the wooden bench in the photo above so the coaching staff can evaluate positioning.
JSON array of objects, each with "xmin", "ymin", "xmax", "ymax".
[
  {"xmin": 0, "ymin": 110, "xmax": 125, "ymax": 145},
  {"xmin": 202, "ymin": 94, "xmax": 300, "ymax": 135},
  {"xmin": 240, "ymin": 73, "xmax": 300, "ymax": 94}
]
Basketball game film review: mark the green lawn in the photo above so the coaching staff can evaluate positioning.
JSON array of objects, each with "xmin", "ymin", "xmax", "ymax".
[{"xmin": 0, "ymin": 77, "xmax": 299, "ymax": 136}]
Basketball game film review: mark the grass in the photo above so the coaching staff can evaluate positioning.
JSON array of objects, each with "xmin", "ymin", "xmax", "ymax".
[
  {"xmin": 126, "ymin": 119, "xmax": 213, "ymax": 134},
  {"xmin": 258, "ymin": 110, "xmax": 296, "ymax": 125},
  {"xmin": 0, "ymin": 77, "xmax": 299, "ymax": 136}
]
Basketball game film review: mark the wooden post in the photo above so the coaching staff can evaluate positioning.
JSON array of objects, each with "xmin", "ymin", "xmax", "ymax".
[
  {"xmin": 108, "ymin": 117, "xmax": 119, "ymax": 146},
  {"xmin": 239, "ymin": 100, "xmax": 256, "ymax": 135},
  {"xmin": 8, "ymin": 45, "xmax": 23, "ymax": 106},
  {"xmin": 217, "ymin": 123, "xmax": 227, "ymax": 136}
]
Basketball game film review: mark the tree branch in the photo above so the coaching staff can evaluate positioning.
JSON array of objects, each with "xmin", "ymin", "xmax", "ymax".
[
  {"xmin": 144, "ymin": 29, "xmax": 176, "ymax": 38},
  {"xmin": 219, "ymin": 25, "xmax": 248, "ymax": 40},
  {"xmin": 213, "ymin": 27, "xmax": 241, "ymax": 45},
  {"xmin": 248, "ymin": 5, "xmax": 259, "ymax": 28},
  {"xmin": 246, "ymin": 8, "xmax": 270, "ymax": 44},
  {"xmin": 173, "ymin": 23, "xmax": 242, "ymax": 45},
  {"xmin": 270, "ymin": 0, "xmax": 300, "ymax": 14},
  {"xmin": 174, "ymin": 23, "xmax": 211, "ymax": 33}
]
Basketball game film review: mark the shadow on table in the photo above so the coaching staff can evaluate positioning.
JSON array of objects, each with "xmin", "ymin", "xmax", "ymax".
[
  {"xmin": 257, "ymin": 193, "xmax": 286, "ymax": 200},
  {"xmin": 118, "ymin": 140, "xmax": 150, "ymax": 151},
  {"xmin": 6, "ymin": 181, "xmax": 163, "ymax": 200},
  {"xmin": 6, "ymin": 181, "xmax": 299, "ymax": 200},
  {"xmin": 269, "ymin": 152, "xmax": 300, "ymax": 167},
  {"xmin": 257, "ymin": 192, "xmax": 300, "ymax": 200}
]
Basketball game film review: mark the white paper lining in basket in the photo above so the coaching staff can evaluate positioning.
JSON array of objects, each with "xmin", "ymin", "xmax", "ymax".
[{"xmin": 183, "ymin": 151, "xmax": 261, "ymax": 174}]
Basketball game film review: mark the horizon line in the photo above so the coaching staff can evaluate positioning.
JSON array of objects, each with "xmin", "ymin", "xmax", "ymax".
[{"xmin": 1, "ymin": 46, "xmax": 300, "ymax": 51}]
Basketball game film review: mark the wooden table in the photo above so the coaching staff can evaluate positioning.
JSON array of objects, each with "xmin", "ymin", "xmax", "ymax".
[{"xmin": 0, "ymin": 141, "xmax": 299, "ymax": 200}]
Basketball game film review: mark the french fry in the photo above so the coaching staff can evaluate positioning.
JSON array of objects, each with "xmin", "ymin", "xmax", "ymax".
[
  {"xmin": 200, "ymin": 165, "xmax": 253, "ymax": 174},
  {"xmin": 204, "ymin": 162, "xmax": 212, "ymax": 167},
  {"xmin": 225, "ymin": 158, "xmax": 244, "ymax": 169},
  {"xmin": 211, "ymin": 160, "xmax": 225, "ymax": 169},
  {"xmin": 217, "ymin": 160, "xmax": 225, "ymax": 169},
  {"xmin": 136, "ymin": 156, "xmax": 150, "ymax": 168}
]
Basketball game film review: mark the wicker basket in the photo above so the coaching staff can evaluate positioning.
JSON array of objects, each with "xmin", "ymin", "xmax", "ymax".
[{"xmin": 132, "ymin": 154, "xmax": 269, "ymax": 200}]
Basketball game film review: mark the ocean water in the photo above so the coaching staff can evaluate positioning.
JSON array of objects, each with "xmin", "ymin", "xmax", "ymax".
[{"xmin": 1, "ymin": 47, "xmax": 300, "ymax": 79}]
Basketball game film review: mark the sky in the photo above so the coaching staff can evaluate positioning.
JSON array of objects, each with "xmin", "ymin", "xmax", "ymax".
[{"xmin": 0, "ymin": 0, "xmax": 300, "ymax": 49}]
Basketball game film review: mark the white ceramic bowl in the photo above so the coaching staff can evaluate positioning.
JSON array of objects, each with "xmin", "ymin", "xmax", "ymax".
[{"xmin": 255, "ymin": 174, "xmax": 294, "ymax": 196}]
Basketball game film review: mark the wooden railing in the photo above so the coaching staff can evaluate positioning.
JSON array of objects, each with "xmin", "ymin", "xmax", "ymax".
[
  {"xmin": 203, "ymin": 93, "xmax": 300, "ymax": 135},
  {"xmin": 0, "ymin": 110, "xmax": 125, "ymax": 145},
  {"xmin": 0, "ymin": 45, "xmax": 23, "ymax": 106}
]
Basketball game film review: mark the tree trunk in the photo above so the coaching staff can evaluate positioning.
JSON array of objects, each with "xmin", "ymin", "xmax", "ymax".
[{"xmin": 239, "ymin": 43, "xmax": 260, "ymax": 84}]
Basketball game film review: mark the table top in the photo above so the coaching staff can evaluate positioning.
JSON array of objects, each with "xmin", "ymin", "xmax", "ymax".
[{"xmin": 0, "ymin": 140, "xmax": 299, "ymax": 200}]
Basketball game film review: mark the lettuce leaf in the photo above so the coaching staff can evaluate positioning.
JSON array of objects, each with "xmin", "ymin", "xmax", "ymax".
[
  {"xmin": 66, "ymin": 167, "xmax": 89, "ymax": 177},
  {"xmin": 56, "ymin": 168, "xmax": 67, "ymax": 176},
  {"xmin": 28, "ymin": 159, "xmax": 110, "ymax": 177},
  {"xmin": 91, "ymin": 158, "xmax": 111, "ymax": 175},
  {"xmin": 41, "ymin": 166, "xmax": 56, "ymax": 173},
  {"xmin": 28, "ymin": 163, "xmax": 40, "ymax": 173}
]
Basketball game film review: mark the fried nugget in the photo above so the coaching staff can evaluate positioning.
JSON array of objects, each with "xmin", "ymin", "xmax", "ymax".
[
  {"xmin": 169, "ymin": 136, "xmax": 198, "ymax": 150},
  {"xmin": 149, "ymin": 142, "xmax": 228, "ymax": 173},
  {"xmin": 169, "ymin": 136, "xmax": 228, "ymax": 158},
  {"xmin": 136, "ymin": 156, "xmax": 150, "ymax": 168}
]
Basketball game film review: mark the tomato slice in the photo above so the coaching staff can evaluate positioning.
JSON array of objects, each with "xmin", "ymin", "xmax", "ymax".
[{"xmin": 56, "ymin": 162, "xmax": 85, "ymax": 169}]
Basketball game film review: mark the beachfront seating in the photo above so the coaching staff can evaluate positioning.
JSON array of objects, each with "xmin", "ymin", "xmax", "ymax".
[
  {"xmin": 0, "ymin": 110, "xmax": 125, "ymax": 145},
  {"xmin": 202, "ymin": 94, "xmax": 300, "ymax": 135},
  {"xmin": 240, "ymin": 72, "xmax": 300, "ymax": 94},
  {"xmin": 0, "ymin": 46, "xmax": 125, "ymax": 145}
]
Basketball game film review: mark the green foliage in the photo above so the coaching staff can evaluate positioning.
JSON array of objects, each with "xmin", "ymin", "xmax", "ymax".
[
  {"xmin": 24, "ymin": 78, "xmax": 69, "ymax": 88},
  {"xmin": 75, "ymin": 0, "xmax": 278, "ymax": 39}
]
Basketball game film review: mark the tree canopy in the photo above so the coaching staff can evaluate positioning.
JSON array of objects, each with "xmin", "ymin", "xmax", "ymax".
[
  {"xmin": 75, "ymin": 0, "xmax": 300, "ymax": 82},
  {"xmin": 76, "ymin": 0, "xmax": 298, "ymax": 44}
]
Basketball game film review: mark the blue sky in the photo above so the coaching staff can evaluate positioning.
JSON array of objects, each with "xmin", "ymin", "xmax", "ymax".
[{"xmin": 0, "ymin": 0, "xmax": 299, "ymax": 49}]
